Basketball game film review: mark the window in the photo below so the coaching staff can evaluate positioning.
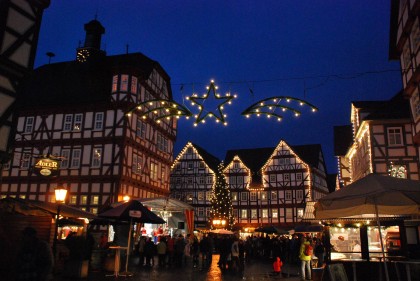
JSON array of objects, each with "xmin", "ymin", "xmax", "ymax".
[
  {"xmin": 24, "ymin": 117, "xmax": 34, "ymax": 133},
  {"xmin": 131, "ymin": 77, "xmax": 138, "ymax": 94},
  {"xmin": 206, "ymin": 192, "xmax": 213, "ymax": 201},
  {"xmin": 20, "ymin": 152, "xmax": 31, "ymax": 169},
  {"xmin": 120, "ymin": 74, "xmax": 128, "ymax": 91},
  {"xmin": 207, "ymin": 176, "xmax": 213, "ymax": 184},
  {"xmin": 176, "ymin": 177, "xmax": 181, "ymax": 184},
  {"xmin": 411, "ymin": 90, "xmax": 420, "ymax": 121},
  {"xmin": 161, "ymin": 166, "xmax": 166, "ymax": 183},
  {"xmin": 297, "ymin": 209, "xmax": 304, "ymax": 218},
  {"xmin": 199, "ymin": 162, "xmax": 205, "ymax": 169},
  {"xmin": 187, "ymin": 147, "xmax": 193, "ymax": 154},
  {"xmin": 186, "ymin": 194, "xmax": 193, "ymax": 201},
  {"xmin": 199, "ymin": 176, "xmax": 205, "ymax": 184},
  {"xmin": 241, "ymin": 192, "xmax": 248, "ymax": 201},
  {"xmin": 233, "ymin": 209, "xmax": 238, "ymax": 219},
  {"xmin": 262, "ymin": 209, "xmax": 268, "ymax": 218},
  {"xmin": 198, "ymin": 207, "xmax": 204, "ymax": 217},
  {"xmin": 150, "ymin": 162, "xmax": 158, "ymax": 180},
  {"xmin": 296, "ymin": 173, "xmax": 302, "ymax": 181},
  {"xmin": 411, "ymin": 18, "xmax": 420, "ymax": 52},
  {"xmin": 272, "ymin": 208, "xmax": 278, "ymax": 218},
  {"xmin": 64, "ymin": 114, "xmax": 73, "ymax": 131},
  {"xmin": 198, "ymin": 192, "xmax": 204, "ymax": 200},
  {"xmin": 251, "ymin": 209, "xmax": 257, "ymax": 219},
  {"xmin": 261, "ymin": 191, "xmax": 267, "ymax": 200},
  {"xmin": 233, "ymin": 162, "xmax": 240, "ymax": 169},
  {"xmin": 61, "ymin": 149, "xmax": 70, "ymax": 168},
  {"xmin": 387, "ymin": 127, "xmax": 403, "ymax": 146},
  {"xmin": 157, "ymin": 133, "xmax": 168, "ymax": 152},
  {"xmin": 250, "ymin": 192, "xmax": 257, "ymax": 201},
  {"xmin": 230, "ymin": 177, "xmax": 236, "ymax": 184},
  {"xmin": 132, "ymin": 154, "xmax": 142, "ymax": 174},
  {"xmin": 81, "ymin": 195, "xmax": 88, "ymax": 205},
  {"xmin": 285, "ymin": 190, "xmax": 292, "ymax": 200},
  {"xmin": 63, "ymin": 114, "xmax": 82, "ymax": 131},
  {"xmin": 231, "ymin": 193, "xmax": 237, "ymax": 201},
  {"xmin": 241, "ymin": 209, "xmax": 248, "ymax": 218},
  {"xmin": 270, "ymin": 174, "xmax": 276, "ymax": 182},
  {"xmin": 70, "ymin": 195, "xmax": 77, "ymax": 204},
  {"xmin": 271, "ymin": 191, "xmax": 277, "ymax": 200},
  {"xmin": 284, "ymin": 174, "xmax": 290, "ymax": 181},
  {"xmin": 388, "ymin": 163, "xmax": 407, "ymax": 178},
  {"xmin": 71, "ymin": 149, "xmax": 81, "ymax": 168},
  {"xmin": 297, "ymin": 190, "xmax": 304, "ymax": 200},
  {"xmin": 73, "ymin": 114, "xmax": 83, "ymax": 131},
  {"xmin": 112, "ymin": 75, "xmax": 118, "ymax": 92},
  {"xmin": 92, "ymin": 148, "xmax": 102, "ymax": 168},
  {"xmin": 237, "ymin": 177, "xmax": 243, "ymax": 184},
  {"xmin": 285, "ymin": 208, "xmax": 293, "ymax": 219},
  {"xmin": 94, "ymin": 112, "xmax": 104, "ymax": 130},
  {"xmin": 187, "ymin": 162, "xmax": 193, "ymax": 170},
  {"xmin": 91, "ymin": 208, "xmax": 98, "ymax": 214},
  {"xmin": 187, "ymin": 177, "xmax": 193, "ymax": 184},
  {"xmin": 91, "ymin": 195, "xmax": 99, "ymax": 205}
]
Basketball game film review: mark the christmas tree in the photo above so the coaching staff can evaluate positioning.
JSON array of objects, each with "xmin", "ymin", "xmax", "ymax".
[{"xmin": 210, "ymin": 162, "xmax": 234, "ymax": 229}]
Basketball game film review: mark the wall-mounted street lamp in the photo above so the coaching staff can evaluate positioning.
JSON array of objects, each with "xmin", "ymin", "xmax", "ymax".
[{"xmin": 53, "ymin": 186, "xmax": 68, "ymax": 257}]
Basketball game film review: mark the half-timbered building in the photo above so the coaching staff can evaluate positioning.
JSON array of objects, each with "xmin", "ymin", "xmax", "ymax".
[
  {"xmin": 223, "ymin": 140, "xmax": 329, "ymax": 230},
  {"xmin": 389, "ymin": 0, "xmax": 420, "ymax": 158},
  {"xmin": 0, "ymin": 20, "xmax": 177, "ymax": 213},
  {"xmin": 0, "ymin": 0, "xmax": 50, "ymax": 166},
  {"xmin": 170, "ymin": 142, "xmax": 220, "ymax": 229},
  {"xmin": 335, "ymin": 91, "xmax": 419, "ymax": 185}
]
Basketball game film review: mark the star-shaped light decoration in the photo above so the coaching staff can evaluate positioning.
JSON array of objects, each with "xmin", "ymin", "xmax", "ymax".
[{"xmin": 186, "ymin": 80, "xmax": 236, "ymax": 126}]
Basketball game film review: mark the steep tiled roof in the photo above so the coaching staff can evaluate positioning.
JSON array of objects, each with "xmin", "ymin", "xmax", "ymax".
[
  {"xmin": 191, "ymin": 143, "xmax": 220, "ymax": 172},
  {"xmin": 17, "ymin": 52, "xmax": 170, "ymax": 109}
]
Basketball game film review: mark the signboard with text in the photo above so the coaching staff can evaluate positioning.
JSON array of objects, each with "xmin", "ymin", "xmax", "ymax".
[{"xmin": 34, "ymin": 157, "xmax": 60, "ymax": 177}]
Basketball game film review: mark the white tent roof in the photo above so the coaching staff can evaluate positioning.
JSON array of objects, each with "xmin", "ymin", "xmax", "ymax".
[{"xmin": 139, "ymin": 197, "xmax": 193, "ymax": 212}]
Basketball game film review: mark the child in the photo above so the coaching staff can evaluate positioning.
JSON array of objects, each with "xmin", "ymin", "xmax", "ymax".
[{"xmin": 272, "ymin": 256, "xmax": 283, "ymax": 276}]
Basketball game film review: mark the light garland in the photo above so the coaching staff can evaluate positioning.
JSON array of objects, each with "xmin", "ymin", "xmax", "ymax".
[
  {"xmin": 186, "ymin": 80, "xmax": 236, "ymax": 126},
  {"xmin": 126, "ymin": 99, "xmax": 192, "ymax": 121},
  {"xmin": 241, "ymin": 96, "xmax": 318, "ymax": 122},
  {"xmin": 222, "ymin": 155, "xmax": 252, "ymax": 189}
]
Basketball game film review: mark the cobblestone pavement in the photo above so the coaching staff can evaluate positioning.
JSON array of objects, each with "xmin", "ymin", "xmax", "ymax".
[{"xmin": 52, "ymin": 255, "xmax": 303, "ymax": 281}]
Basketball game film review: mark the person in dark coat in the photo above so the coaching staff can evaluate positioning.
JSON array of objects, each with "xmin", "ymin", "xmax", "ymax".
[
  {"xmin": 144, "ymin": 237, "xmax": 155, "ymax": 267},
  {"xmin": 174, "ymin": 235, "xmax": 185, "ymax": 267},
  {"xmin": 15, "ymin": 227, "xmax": 54, "ymax": 281}
]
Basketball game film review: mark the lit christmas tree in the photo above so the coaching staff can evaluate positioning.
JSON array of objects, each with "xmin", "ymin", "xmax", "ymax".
[{"xmin": 210, "ymin": 162, "xmax": 234, "ymax": 229}]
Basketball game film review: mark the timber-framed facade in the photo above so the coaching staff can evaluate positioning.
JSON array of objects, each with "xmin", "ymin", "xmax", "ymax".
[
  {"xmin": 0, "ymin": 20, "xmax": 177, "ymax": 213},
  {"xmin": 223, "ymin": 140, "xmax": 329, "ymax": 230},
  {"xmin": 170, "ymin": 142, "xmax": 220, "ymax": 229},
  {"xmin": 335, "ymin": 92, "xmax": 419, "ymax": 185}
]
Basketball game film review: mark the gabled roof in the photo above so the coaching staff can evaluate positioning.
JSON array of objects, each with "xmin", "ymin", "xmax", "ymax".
[
  {"xmin": 17, "ymin": 52, "xmax": 171, "ymax": 109},
  {"xmin": 191, "ymin": 142, "xmax": 221, "ymax": 172},
  {"xmin": 224, "ymin": 142, "xmax": 325, "ymax": 185}
]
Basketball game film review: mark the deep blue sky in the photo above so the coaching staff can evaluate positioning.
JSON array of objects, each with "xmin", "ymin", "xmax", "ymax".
[{"xmin": 34, "ymin": 1, "xmax": 402, "ymax": 174}]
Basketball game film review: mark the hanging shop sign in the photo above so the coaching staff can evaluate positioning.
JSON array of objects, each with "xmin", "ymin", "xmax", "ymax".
[{"xmin": 34, "ymin": 157, "xmax": 60, "ymax": 177}]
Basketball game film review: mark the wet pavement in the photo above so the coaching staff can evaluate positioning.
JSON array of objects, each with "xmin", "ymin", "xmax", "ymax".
[{"xmin": 53, "ymin": 254, "xmax": 303, "ymax": 281}]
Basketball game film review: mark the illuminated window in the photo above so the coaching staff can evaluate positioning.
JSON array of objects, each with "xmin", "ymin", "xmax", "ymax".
[
  {"xmin": 388, "ymin": 163, "xmax": 407, "ymax": 178},
  {"xmin": 150, "ymin": 162, "xmax": 158, "ymax": 180},
  {"xmin": 81, "ymin": 195, "xmax": 88, "ymax": 205},
  {"xmin": 94, "ymin": 112, "xmax": 104, "ymax": 130},
  {"xmin": 24, "ymin": 117, "xmax": 34, "ymax": 133},
  {"xmin": 272, "ymin": 208, "xmax": 278, "ymax": 218},
  {"xmin": 261, "ymin": 191, "xmax": 267, "ymax": 200},
  {"xmin": 231, "ymin": 193, "xmax": 237, "ymax": 201},
  {"xmin": 131, "ymin": 77, "xmax": 138, "ymax": 94},
  {"xmin": 73, "ymin": 114, "xmax": 83, "ymax": 131},
  {"xmin": 271, "ymin": 191, "xmax": 277, "ymax": 200},
  {"xmin": 297, "ymin": 209, "xmax": 304, "ymax": 218},
  {"xmin": 387, "ymin": 127, "xmax": 403, "ymax": 146},
  {"xmin": 161, "ymin": 166, "xmax": 166, "ymax": 183},
  {"xmin": 206, "ymin": 192, "xmax": 213, "ymax": 201},
  {"xmin": 120, "ymin": 74, "xmax": 129, "ymax": 91},
  {"xmin": 112, "ymin": 75, "xmax": 118, "ymax": 92},
  {"xmin": 91, "ymin": 208, "xmax": 98, "ymax": 214},
  {"xmin": 132, "ymin": 154, "xmax": 142, "ymax": 174},
  {"xmin": 241, "ymin": 209, "xmax": 248, "ymax": 218},
  {"xmin": 251, "ymin": 209, "xmax": 257, "ymax": 219},
  {"xmin": 70, "ymin": 195, "xmax": 77, "ymax": 204},
  {"xmin": 91, "ymin": 195, "xmax": 99, "ymax": 205},
  {"xmin": 198, "ymin": 192, "xmax": 204, "ymax": 200},
  {"xmin": 92, "ymin": 148, "xmax": 102, "ymax": 168},
  {"xmin": 285, "ymin": 208, "xmax": 293, "ymax": 219},
  {"xmin": 262, "ymin": 209, "xmax": 268, "ymax": 218}
]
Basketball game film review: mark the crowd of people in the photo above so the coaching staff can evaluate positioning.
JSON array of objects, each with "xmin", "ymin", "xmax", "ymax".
[{"xmin": 133, "ymin": 232, "xmax": 329, "ymax": 279}]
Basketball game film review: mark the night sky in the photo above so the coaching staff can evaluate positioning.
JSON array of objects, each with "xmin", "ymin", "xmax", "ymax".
[{"xmin": 34, "ymin": 1, "xmax": 402, "ymax": 174}]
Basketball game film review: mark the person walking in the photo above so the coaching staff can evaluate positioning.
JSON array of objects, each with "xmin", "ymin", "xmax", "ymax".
[
  {"xmin": 191, "ymin": 236, "xmax": 200, "ymax": 268},
  {"xmin": 299, "ymin": 236, "xmax": 313, "ymax": 281},
  {"xmin": 230, "ymin": 237, "xmax": 240, "ymax": 274},
  {"xmin": 156, "ymin": 237, "xmax": 167, "ymax": 267}
]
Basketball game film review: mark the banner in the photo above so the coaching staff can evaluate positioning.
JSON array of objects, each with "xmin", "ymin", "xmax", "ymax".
[{"xmin": 184, "ymin": 209, "xmax": 194, "ymax": 235}]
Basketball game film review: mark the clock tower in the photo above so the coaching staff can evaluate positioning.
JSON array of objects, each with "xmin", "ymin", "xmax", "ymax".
[{"xmin": 76, "ymin": 19, "xmax": 105, "ymax": 63}]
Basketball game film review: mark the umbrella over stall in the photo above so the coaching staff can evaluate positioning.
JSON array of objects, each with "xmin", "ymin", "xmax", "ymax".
[
  {"xmin": 99, "ymin": 200, "xmax": 165, "ymax": 276},
  {"xmin": 314, "ymin": 173, "xmax": 420, "ymax": 281}
]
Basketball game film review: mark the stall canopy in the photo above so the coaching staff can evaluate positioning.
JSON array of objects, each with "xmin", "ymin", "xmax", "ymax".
[{"xmin": 0, "ymin": 197, "xmax": 97, "ymax": 219}]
